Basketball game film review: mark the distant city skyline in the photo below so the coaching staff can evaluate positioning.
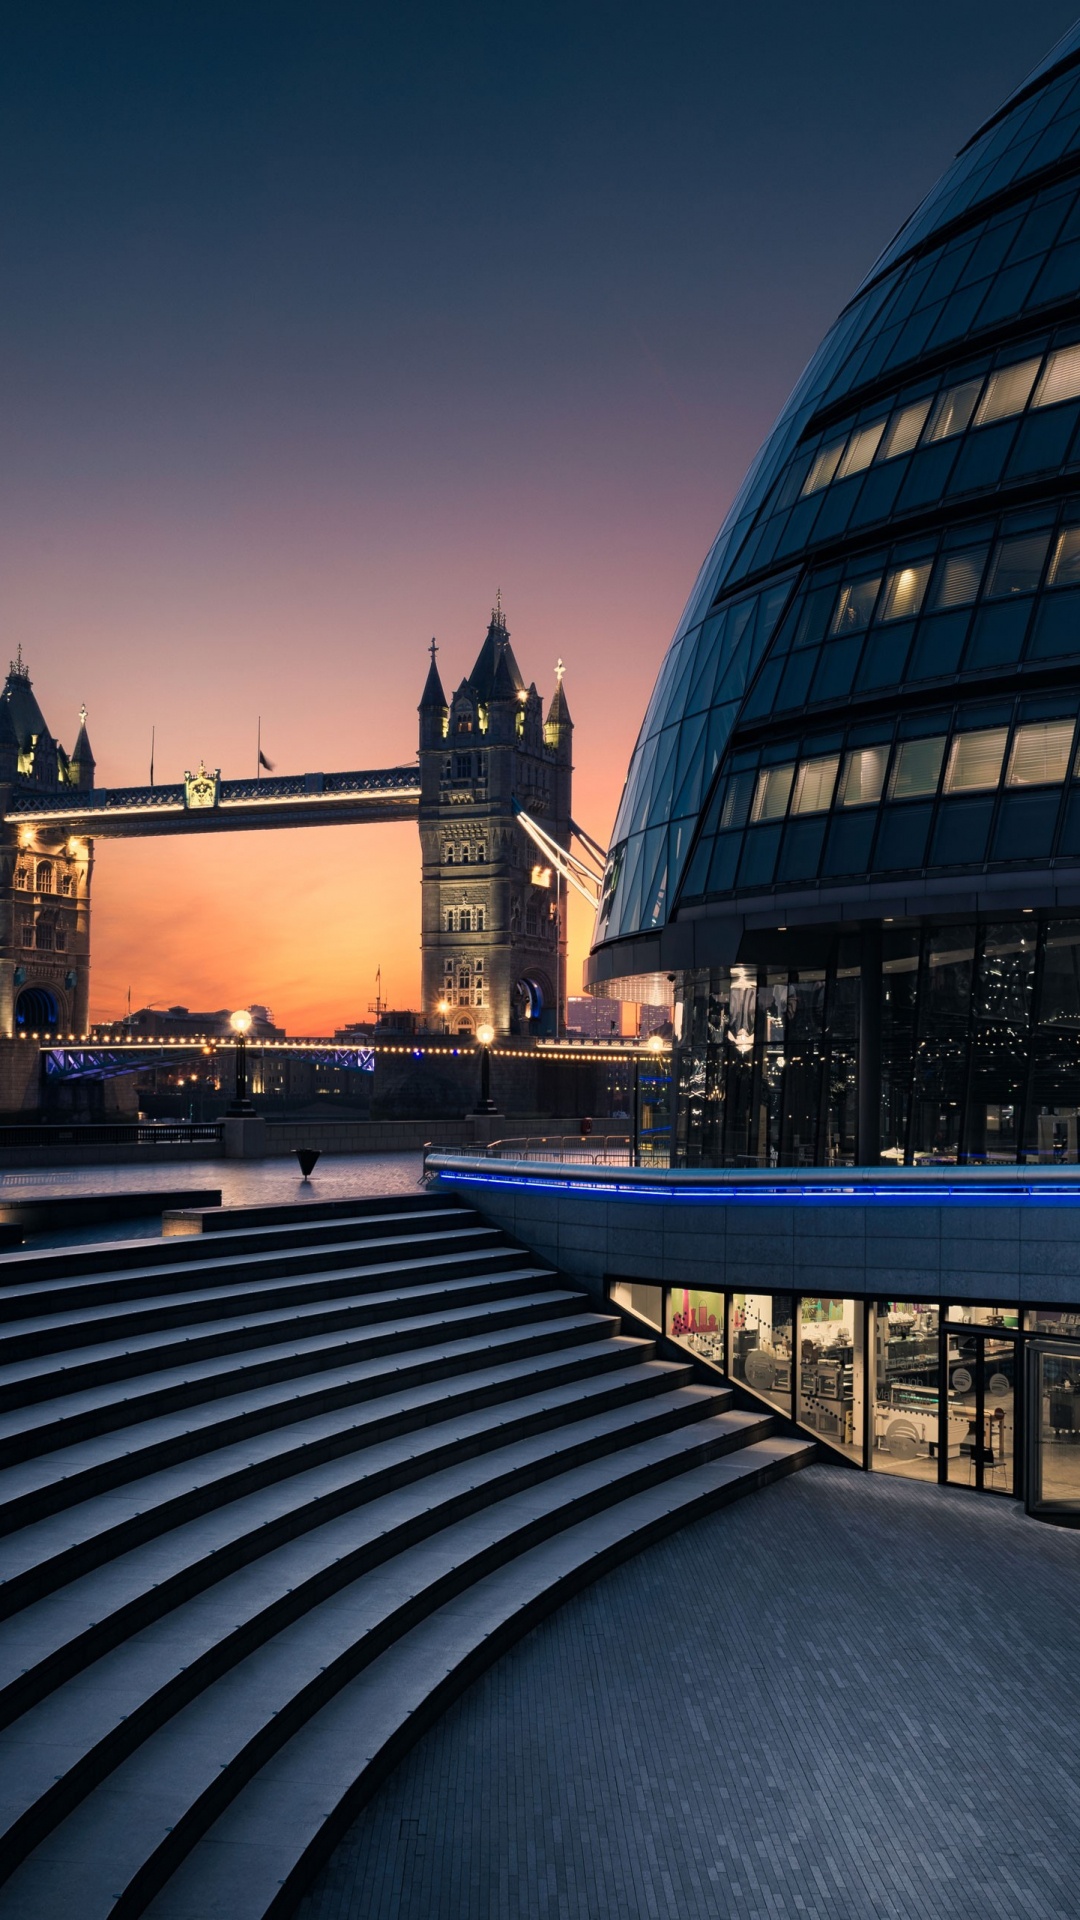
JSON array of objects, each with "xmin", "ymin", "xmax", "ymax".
[{"xmin": 4, "ymin": 4, "xmax": 1074, "ymax": 1027}]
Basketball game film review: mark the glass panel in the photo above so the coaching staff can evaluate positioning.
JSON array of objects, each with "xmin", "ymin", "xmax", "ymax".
[
  {"xmin": 972, "ymin": 356, "xmax": 1040, "ymax": 424},
  {"xmin": 880, "ymin": 398, "xmax": 931, "ymax": 459},
  {"xmin": 985, "ymin": 532, "xmax": 1050, "ymax": 597},
  {"xmin": 802, "ymin": 440, "xmax": 846, "ymax": 495},
  {"xmin": 798, "ymin": 1297, "xmax": 864, "ymax": 1463},
  {"xmin": 668, "ymin": 1288, "xmax": 725, "ymax": 1370},
  {"xmin": 1047, "ymin": 526, "xmax": 1080, "ymax": 587},
  {"xmin": 831, "ymin": 577, "xmax": 881, "ymax": 634},
  {"xmin": 889, "ymin": 737, "xmax": 945, "ymax": 799},
  {"xmin": 730, "ymin": 1293, "xmax": 793, "ymax": 1413},
  {"xmin": 928, "ymin": 546, "xmax": 988, "ymax": 610},
  {"xmin": 945, "ymin": 1329, "xmax": 1016, "ymax": 1494},
  {"xmin": 880, "ymin": 561, "xmax": 930, "ymax": 621},
  {"xmin": 943, "ymin": 728, "xmax": 1008, "ymax": 793},
  {"xmin": 718, "ymin": 769, "xmax": 756, "ymax": 830},
  {"xmin": 946, "ymin": 1302, "xmax": 1019, "ymax": 1328},
  {"xmin": 840, "ymin": 744, "xmax": 888, "ymax": 807},
  {"xmin": 1027, "ymin": 1309, "xmax": 1080, "ymax": 1335},
  {"xmin": 872, "ymin": 1300, "xmax": 940, "ymax": 1481},
  {"xmin": 836, "ymin": 418, "xmax": 886, "ymax": 479},
  {"xmin": 1031, "ymin": 1342, "xmax": 1080, "ymax": 1510},
  {"xmin": 791, "ymin": 755, "xmax": 840, "ymax": 815},
  {"xmin": 925, "ymin": 378, "xmax": 982, "ymax": 441},
  {"xmin": 610, "ymin": 1280, "xmax": 662, "ymax": 1329},
  {"xmin": 1006, "ymin": 719, "xmax": 1075, "ymax": 786},
  {"xmin": 1033, "ymin": 342, "xmax": 1080, "ymax": 408},
  {"xmin": 751, "ymin": 764, "xmax": 794, "ymax": 822}
]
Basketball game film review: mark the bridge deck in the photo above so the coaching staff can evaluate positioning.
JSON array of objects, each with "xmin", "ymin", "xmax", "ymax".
[{"xmin": 4, "ymin": 769, "xmax": 421, "ymax": 837}]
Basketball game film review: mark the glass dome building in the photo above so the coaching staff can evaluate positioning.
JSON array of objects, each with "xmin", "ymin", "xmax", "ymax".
[{"xmin": 588, "ymin": 24, "xmax": 1080, "ymax": 1167}]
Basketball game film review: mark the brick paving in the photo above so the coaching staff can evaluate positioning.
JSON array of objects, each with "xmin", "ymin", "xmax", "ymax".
[{"xmin": 297, "ymin": 1465, "xmax": 1080, "ymax": 1920}]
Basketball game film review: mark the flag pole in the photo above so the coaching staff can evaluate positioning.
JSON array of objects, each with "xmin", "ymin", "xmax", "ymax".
[
  {"xmin": 257, "ymin": 716, "xmax": 261, "ymax": 780},
  {"xmin": 149, "ymin": 725, "xmax": 155, "ymax": 788}
]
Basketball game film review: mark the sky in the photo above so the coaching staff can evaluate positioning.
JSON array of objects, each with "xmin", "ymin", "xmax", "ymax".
[{"xmin": 2, "ymin": 1, "xmax": 1077, "ymax": 1029}]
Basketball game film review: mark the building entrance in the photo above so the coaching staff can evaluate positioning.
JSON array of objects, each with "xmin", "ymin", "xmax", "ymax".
[
  {"xmin": 945, "ymin": 1324, "xmax": 1018, "ymax": 1495},
  {"xmin": 1027, "ymin": 1339, "xmax": 1080, "ymax": 1519}
]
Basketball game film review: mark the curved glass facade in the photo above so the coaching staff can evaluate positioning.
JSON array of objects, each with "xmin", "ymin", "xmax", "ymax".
[{"xmin": 590, "ymin": 30, "xmax": 1080, "ymax": 1167}]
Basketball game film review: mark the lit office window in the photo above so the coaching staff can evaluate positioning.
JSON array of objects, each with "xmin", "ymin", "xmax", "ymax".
[
  {"xmin": 798, "ymin": 1298, "xmax": 864, "ymax": 1464},
  {"xmin": 1047, "ymin": 526, "xmax": 1080, "ymax": 587},
  {"xmin": 831, "ymin": 576, "xmax": 881, "ymax": 634},
  {"xmin": 791, "ymin": 755, "xmax": 840, "ymax": 814},
  {"xmin": 839, "ymin": 745, "xmax": 888, "ymax": 807},
  {"xmin": 1006, "ymin": 719, "xmax": 1075, "ymax": 785},
  {"xmin": 944, "ymin": 727, "xmax": 1008, "ymax": 792},
  {"xmin": 925, "ymin": 378, "xmax": 982, "ymax": 441},
  {"xmin": 985, "ymin": 532, "xmax": 1050, "ymax": 597},
  {"xmin": 928, "ymin": 546, "xmax": 989, "ymax": 609},
  {"xmin": 751, "ymin": 764, "xmax": 795, "ymax": 821},
  {"xmin": 880, "ymin": 561, "xmax": 931, "ymax": 621},
  {"xmin": 719, "ymin": 769, "xmax": 756, "ymax": 829},
  {"xmin": 836, "ymin": 419, "xmax": 886, "ymax": 479},
  {"xmin": 1033, "ymin": 342, "xmax": 1080, "ymax": 409},
  {"xmin": 888, "ymin": 737, "xmax": 946, "ymax": 799},
  {"xmin": 879, "ymin": 398, "xmax": 931, "ymax": 459},
  {"xmin": 973, "ymin": 357, "xmax": 1040, "ymax": 424},
  {"xmin": 802, "ymin": 440, "xmax": 846, "ymax": 495}
]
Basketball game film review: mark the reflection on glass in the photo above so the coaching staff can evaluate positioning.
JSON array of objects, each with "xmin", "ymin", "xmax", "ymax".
[
  {"xmin": 985, "ymin": 532, "xmax": 1050, "ymax": 597},
  {"xmin": 928, "ymin": 546, "xmax": 988, "ymax": 609},
  {"xmin": 1047, "ymin": 525, "xmax": 1080, "ymax": 587},
  {"xmin": 610, "ymin": 1280, "xmax": 662, "ymax": 1329},
  {"xmin": 1032, "ymin": 1343, "xmax": 1080, "ymax": 1511},
  {"xmin": 1033, "ymin": 343, "xmax": 1080, "ymax": 410},
  {"xmin": 832, "ymin": 578, "xmax": 881, "ymax": 634},
  {"xmin": 944, "ymin": 728, "xmax": 1008, "ymax": 793},
  {"xmin": 973, "ymin": 357, "xmax": 1040, "ymax": 424},
  {"xmin": 798, "ymin": 1298, "xmax": 864, "ymax": 1462},
  {"xmin": 889, "ymin": 736, "xmax": 945, "ymax": 799},
  {"xmin": 873, "ymin": 1301, "xmax": 941, "ymax": 1481},
  {"xmin": 925, "ymin": 379, "xmax": 982, "ymax": 441},
  {"xmin": 840, "ymin": 745, "xmax": 888, "ymax": 807},
  {"xmin": 668, "ymin": 1288, "xmax": 725, "ymax": 1370},
  {"xmin": 1006, "ymin": 719, "xmax": 1075, "ymax": 786},
  {"xmin": 731, "ymin": 1293, "xmax": 793, "ymax": 1413}
]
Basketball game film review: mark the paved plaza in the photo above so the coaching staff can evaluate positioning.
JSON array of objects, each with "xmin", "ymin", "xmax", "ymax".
[{"xmin": 298, "ymin": 1465, "xmax": 1080, "ymax": 1920}]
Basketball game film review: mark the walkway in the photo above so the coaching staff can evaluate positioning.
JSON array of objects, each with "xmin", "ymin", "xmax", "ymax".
[{"xmin": 297, "ymin": 1466, "xmax": 1080, "ymax": 1920}]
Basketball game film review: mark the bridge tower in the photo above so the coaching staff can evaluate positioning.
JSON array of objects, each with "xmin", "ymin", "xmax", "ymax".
[
  {"xmin": 418, "ymin": 601, "xmax": 572, "ymax": 1038},
  {"xmin": 0, "ymin": 652, "xmax": 93, "ymax": 1043}
]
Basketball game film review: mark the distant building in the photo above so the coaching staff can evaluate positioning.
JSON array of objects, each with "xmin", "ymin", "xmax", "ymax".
[
  {"xmin": 566, "ymin": 996, "xmax": 622, "ymax": 1039},
  {"xmin": 112, "ymin": 1004, "xmax": 285, "ymax": 1041}
]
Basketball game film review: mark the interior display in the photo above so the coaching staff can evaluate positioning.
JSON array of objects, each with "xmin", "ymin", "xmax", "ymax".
[
  {"xmin": 730, "ymin": 1293, "xmax": 794, "ymax": 1414},
  {"xmin": 798, "ymin": 1297, "xmax": 864, "ymax": 1464},
  {"xmin": 668, "ymin": 1289, "xmax": 725, "ymax": 1371}
]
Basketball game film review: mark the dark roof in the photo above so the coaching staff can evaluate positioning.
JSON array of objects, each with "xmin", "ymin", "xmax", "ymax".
[
  {"xmin": 419, "ymin": 649, "xmax": 447, "ymax": 710},
  {"xmin": 71, "ymin": 718, "xmax": 95, "ymax": 766},
  {"xmin": 468, "ymin": 614, "xmax": 525, "ymax": 702},
  {"xmin": 3, "ymin": 659, "xmax": 48, "ymax": 755},
  {"xmin": 546, "ymin": 677, "xmax": 572, "ymax": 729}
]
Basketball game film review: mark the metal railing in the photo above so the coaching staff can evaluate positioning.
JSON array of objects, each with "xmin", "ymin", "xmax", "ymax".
[{"xmin": 481, "ymin": 1134, "xmax": 670, "ymax": 1168}]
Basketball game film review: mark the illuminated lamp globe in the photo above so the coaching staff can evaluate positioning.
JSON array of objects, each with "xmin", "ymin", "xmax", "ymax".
[
  {"xmin": 230, "ymin": 1009, "xmax": 253, "ymax": 1036},
  {"xmin": 476, "ymin": 1023, "xmax": 495, "ymax": 1047},
  {"xmin": 646, "ymin": 1034, "xmax": 665, "ymax": 1054},
  {"xmin": 436, "ymin": 998, "xmax": 450, "ymax": 1016}
]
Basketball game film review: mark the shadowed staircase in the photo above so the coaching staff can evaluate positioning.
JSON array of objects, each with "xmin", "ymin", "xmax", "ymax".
[{"xmin": 0, "ymin": 1189, "xmax": 813, "ymax": 1918}]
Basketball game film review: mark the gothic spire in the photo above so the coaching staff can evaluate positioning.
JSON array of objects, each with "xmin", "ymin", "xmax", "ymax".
[{"xmin": 419, "ymin": 636, "xmax": 447, "ymax": 711}]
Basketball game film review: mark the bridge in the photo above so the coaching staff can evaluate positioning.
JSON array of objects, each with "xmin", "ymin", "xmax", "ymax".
[{"xmin": 7, "ymin": 764, "xmax": 421, "ymax": 838}]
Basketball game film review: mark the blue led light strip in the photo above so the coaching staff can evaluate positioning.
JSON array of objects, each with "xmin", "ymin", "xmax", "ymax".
[{"xmin": 433, "ymin": 1167, "xmax": 1080, "ymax": 1206}]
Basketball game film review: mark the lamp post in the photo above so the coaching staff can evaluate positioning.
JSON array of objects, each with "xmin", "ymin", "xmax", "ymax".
[
  {"xmin": 228, "ymin": 1008, "xmax": 254, "ymax": 1113},
  {"xmin": 437, "ymin": 997, "xmax": 451, "ymax": 1036},
  {"xmin": 474, "ymin": 1022, "xmax": 497, "ymax": 1113}
]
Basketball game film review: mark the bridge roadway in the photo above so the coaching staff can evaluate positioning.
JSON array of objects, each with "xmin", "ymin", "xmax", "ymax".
[{"xmin": 4, "ymin": 767, "xmax": 422, "ymax": 838}]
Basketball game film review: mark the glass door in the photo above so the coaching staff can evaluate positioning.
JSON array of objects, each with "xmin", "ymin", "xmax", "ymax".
[
  {"xmin": 945, "ymin": 1328, "xmax": 1018, "ymax": 1493},
  {"xmin": 1026, "ymin": 1340, "xmax": 1080, "ymax": 1517}
]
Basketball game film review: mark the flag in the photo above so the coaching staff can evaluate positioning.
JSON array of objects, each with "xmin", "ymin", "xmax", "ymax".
[{"xmin": 258, "ymin": 749, "xmax": 275, "ymax": 771}]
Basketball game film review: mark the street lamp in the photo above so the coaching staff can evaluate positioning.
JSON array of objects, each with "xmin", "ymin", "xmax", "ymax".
[
  {"xmin": 228, "ymin": 1008, "xmax": 254, "ymax": 1113},
  {"xmin": 474, "ymin": 1021, "xmax": 497, "ymax": 1113},
  {"xmin": 437, "ymin": 997, "xmax": 451, "ymax": 1035}
]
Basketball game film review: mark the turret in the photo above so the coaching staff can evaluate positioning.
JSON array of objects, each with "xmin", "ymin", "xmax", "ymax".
[
  {"xmin": 544, "ymin": 660, "xmax": 572, "ymax": 754},
  {"xmin": 69, "ymin": 706, "xmax": 96, "ymax": 791},
  {"xmin": 418, "ymin": 640, "xmax": 448, "ymax": 750}
]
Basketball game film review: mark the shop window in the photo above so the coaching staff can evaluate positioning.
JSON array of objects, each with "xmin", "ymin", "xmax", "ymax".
[
  {"xmin": 879, "ymin": 562, "xmax": 930, "ymax": 622},
  {"xmin": 802, "ymin": 439, "xmax": 846, "ymax": 496},
  {"xmin": 945, "ymin": 1314, "xmax": 1017, "ymax": 1495},
  {"xmin": 925, "ymin": 378, "xmax": 982, "ymax": 442},
  {"xmin": 946, "ymin": 1302, "xmax": 1019, "ymax": 1329},
  {"xmin": 831, "ymin": 576, "xmax": 881, "ymax": 634},
  {"xmin": 610, "ymin": 1279, "xmax": 662, "ymax": 1330},
  {"xmin": 798, "ymin": 1298, "xmax": 864, "ymax": 1463},
  {"xmin": 730, "ymin": 1293, "xmax": 793, "ymax": 1414},
  {"xmin": 668, "ymin": 1288, "xmax": 725, "ymax": 1370},
  {"xmin": 1025, "ymin": 1309, "xmax": 1080, "ymax": 1335},
  {"xmin": 985, "ymin": 531, "xmax": 1050, "ymax": 598},
  {"xmin": 889, "ymin": 736, "xmax": 946, "ymax": 799},
  {"xmin": 1033, "ymin": 341, "xmax": 1080, "ymax": 408},
  {"xmin": 1007, "ymin": 719, "xmax": 1075, "ymax": 785},
  {"xmin": 973, "ymin": 356, "xmax": 1040, "ymax": 424},
  {"xmin": 1028, "ymin": 1342, "xmax": 1080, "ymax": 1513},
  {"xmin": 840, "ymin": 745, "xmax": 888, "ymax": 807},
  {"xmin": 943, "ymin": 728, "xmax": 1008, "ymax": 793},
  {"xmin": 750, "ymin": 764, "xmax": 794, "ymax": 822},
  {"xmin": 1048, "ymin": 526, "xmax": 1080, "ymax": 588},
  {"xmin": 879, "ymin": 398, "xmax": 931, "ymax": 459},
  {"xmin": 928, "ymin": 546, "xmax": 988, "ymax": 610},
  {"xmin": 791, "ymin": 755, "xmax": 839, "ymax": 815},
  {"xmin": 835, "ymin": 418, "xmax": 885, "ymax": 479},
  {"xmin": 872, "ymin": 1301, "xmax": 941, "ymax": 1481}
]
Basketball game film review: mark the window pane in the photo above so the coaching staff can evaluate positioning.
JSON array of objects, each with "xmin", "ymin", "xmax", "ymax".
[
  {"xmin": 880, "ymin": 561, "xmax": 931, "ymax": 621},
  {"xmin": 836, "ymin": 419, "xmax": 886, "ymax": 479},
  {"xmin": 944, "ymin": 727, "xmax": 1008, "ymax": 792},
  {"xmin": 751, "ymin": 764, "xmax": 794, "ymax": 821},
  {"xmin": 928, "ymin": 547, "xmax": 988, "ymax": 610},
  {"xmin": 840, "ymin": 744, "xmax": 888, "ymax": 806},
  {"xmin": 1007, "ymin": 719, "xmax": 1075, "ymax": 785},
  {"xmin": 925, "ymin": 378, "xmax": 982, "ymax": 441},
  {"xmin": 831, "ymin": 576, "xmax": 881, "ymax": 634},
  {"xmin": 791, "ymin": 754, "xmax": 840, "ymax": 814},
  {"xmin": 731, "ymin": 1293, "xmax": 793, "ymax": 1415},
  {"xmin": 719, "ymin": 769, "xmax": 756, "ymax": 829},
  {"xmin": 1048, "ymin": 526, "xmax": 1080, "ymax": 587},
  {"xmin": 889, "ymin": 737, "xmax": 945, "ymax": 799},
  {"xmin": 798, "ymin": 1297, "xmax": 864, "ymax": 1464},
  {"xmin": 1033, "ymin": 342, "xmax": 1080, "ymax": 408},
  {"xmin": 872, "ymin": 1301, "xmax": 940, "ymax": 1482},
  {"xmin": 972, "ymin": 357, "xmax": 1040, "ymax": 424},
  {"xmin": 668, "ymin": 1288, "xmax": 725, "ymax": 1369},
  {"xmin": 880, "ymin": 398, "xmax": 931, "ymax": 459},
  {"xmin": 802, "ymin": 440, "xmax": 845, "ymax": 495},
  {"xmin": 984, "ymin": 532, "xmax": 1050, "ymax": 597}
]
